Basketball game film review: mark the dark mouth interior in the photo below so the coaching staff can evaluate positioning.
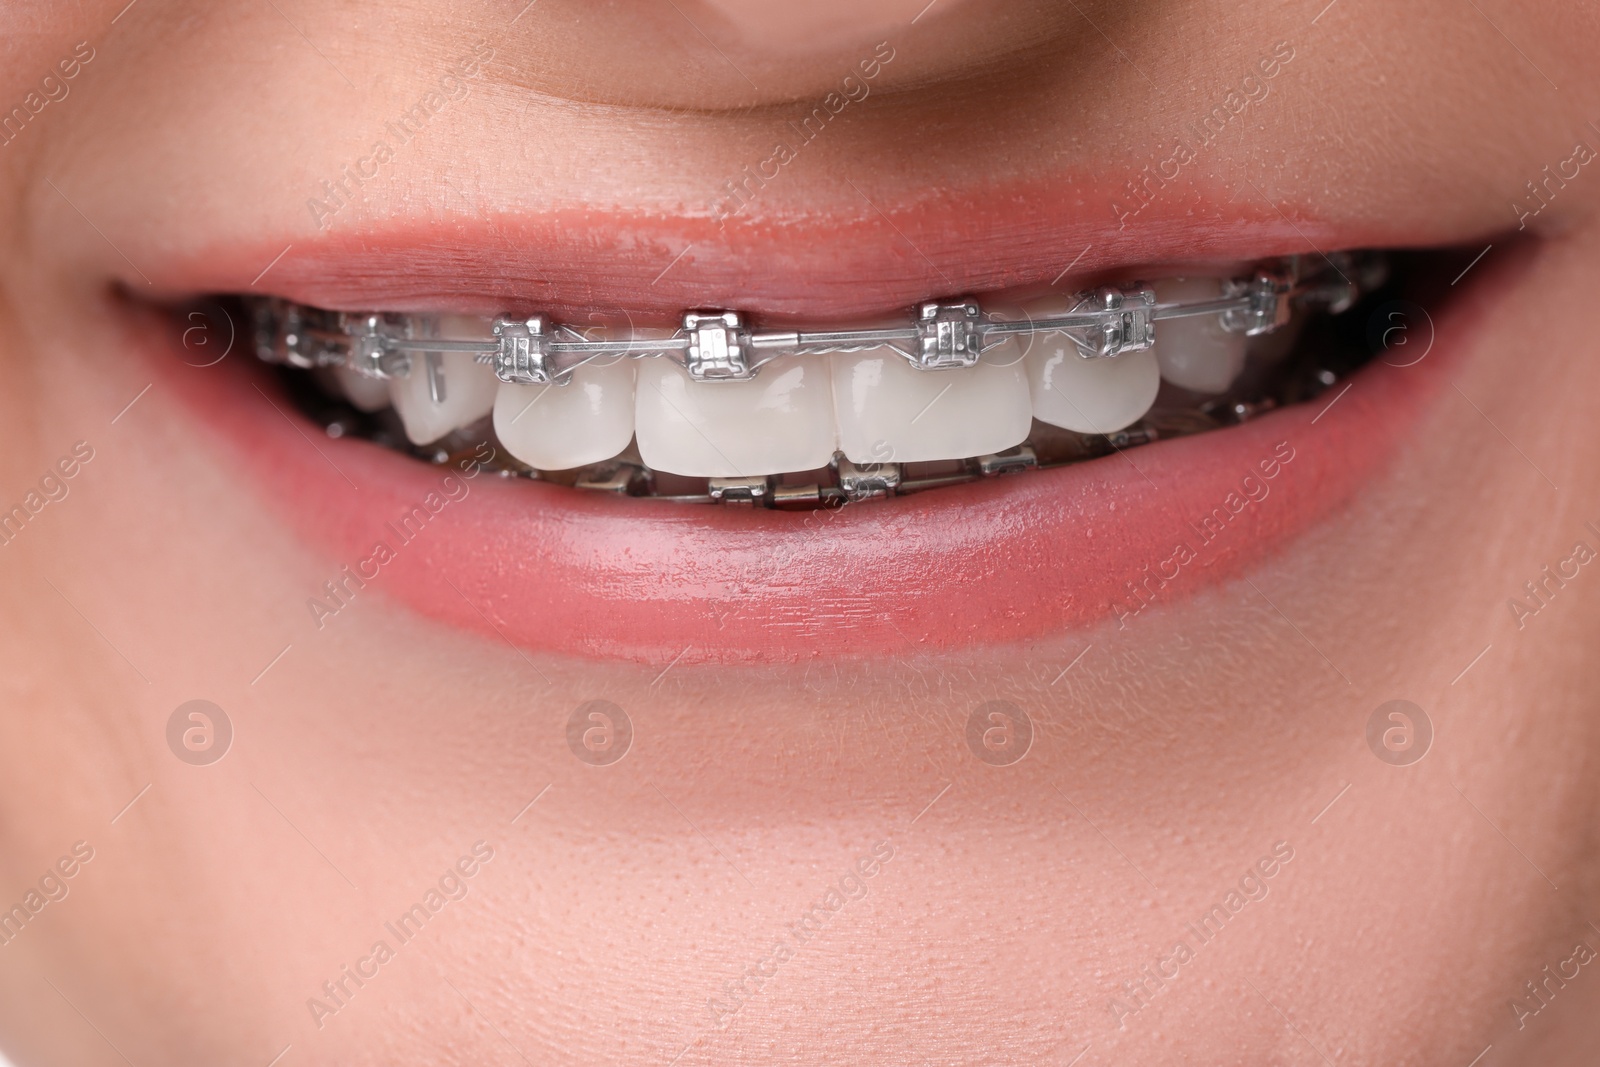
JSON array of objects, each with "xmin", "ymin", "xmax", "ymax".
[{"xmin": 192, "ymin": 246, "xmax": 1463, "ymax": 508}]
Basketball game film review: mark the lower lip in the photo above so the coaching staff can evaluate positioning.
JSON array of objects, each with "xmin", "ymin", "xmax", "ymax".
[{"xmin": 144, "ymin": 277, "xmax": 1473, "ymax": 667}]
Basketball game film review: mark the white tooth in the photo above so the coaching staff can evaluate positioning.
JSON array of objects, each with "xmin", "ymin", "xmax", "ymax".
[
  {"xmin": 1017, "ymin": 299, "xmax": 1160, "ymax": 434},
  {"xmin": 388, "ymin": 349, "xmax": 499, "ymax": 445},
  {"xmin": 331, "ymin": 364, "xmax": 393, "ymax": 412},
  {"xmin": 635, "ymin": 356, "xmax": 836, "ymax": 477},
  {"xmin": 831, "ymin": 343, "xmax": 1032, "ymax": 464},
  {"xmin": 1150, "ymin": 277, "xmax": 1248, "ymax": 393},
  {"xmin": 493, "ymin": 358, "xmax": 637, "ymax": 470}
]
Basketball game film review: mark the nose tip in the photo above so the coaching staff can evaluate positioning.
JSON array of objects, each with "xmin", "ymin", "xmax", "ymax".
[
  {"xmin": 494, "ymin": 0, "xmax": 1076, "ymax": 112},
  {"xmin": 692, "ymin": 0, "xmax": 942, "ymax": 55}
]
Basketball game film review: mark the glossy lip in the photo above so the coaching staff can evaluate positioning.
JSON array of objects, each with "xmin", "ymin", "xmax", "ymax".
[
  {"xmin": 132, "ymin": 175, "xmax": 1385, "ymax": 321},
  {"xmin": 127, "ymin": 175, "xmax": 1494, "ymax": 665},
  {"xmin": 135, "ymin": 237, "xmax": 1500, "ymax": 666}
]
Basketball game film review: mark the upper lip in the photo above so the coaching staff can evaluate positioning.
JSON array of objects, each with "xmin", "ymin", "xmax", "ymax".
[{"xmin": 138, "ymin": 173, "xmax": 1375, "ymax": 321}]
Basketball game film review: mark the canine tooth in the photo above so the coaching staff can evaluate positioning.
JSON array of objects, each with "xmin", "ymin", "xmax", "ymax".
[
  {"xmin": 635, "ymin": 356, "xmax": 836, "ymax": 477},
  {"xmin": 1151, "ymin": 277, "xmax": 1248, "ymax": 393},
  {"xmin": 493, "ymin": 358, "xmax": 637, "ymax": 470},
  {"xmin": 832, "ymin": 342, "xmax": 1032, "ymax": 464},
  {"xmin": 1012, "ymin": 295, "xmax": 1160, "ymax": 433},
  {"xmin": 331, "ymin": 364, "xmax": 392, "ymax": 412},
  {"xmin": 388, "ymin": 350, "xmax": 498, "ymax": 445},
  {"xmin": 1025, "ymin": 345, "xmax": 1160, "ymax": 434}
]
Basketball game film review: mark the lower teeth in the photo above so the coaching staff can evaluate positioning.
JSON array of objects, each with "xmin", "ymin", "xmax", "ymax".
[{"xmin": 229, "ymin": 250, "xmax": 1396, "ymax": 508}]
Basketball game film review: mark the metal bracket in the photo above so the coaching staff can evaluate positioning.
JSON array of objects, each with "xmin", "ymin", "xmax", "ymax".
[
  {"xmin": 683, "ymin": 311, "xmax": 754, "ymax": 381},
  {"xmin": 915, "ymin": 300, "xmax": 983, "ymax": 370},
  {"xmin": 492, "ymin": 316, "xmax": 562, "ymax": 385},
  {"xmin": 976, "ymin": 446, "xmax": 1039, "ymax": 476},
  {"xmin": 343, "ymin": 314, "xmax": 410, "ymax": 380},
  {"xmin": 837, "ymin": 459, "xmax": 902, "ymax": 501},
  {"xmin": 707, "ymin": 476, "xmax": 770, "ymax": 504},
  {"xmin": 1070, "ymin": 287, "xmax": 1156, "ymax": 359},
  {"xmin": 1221, "ymin": 268, "xmax": 1292, "ymax": 336}
]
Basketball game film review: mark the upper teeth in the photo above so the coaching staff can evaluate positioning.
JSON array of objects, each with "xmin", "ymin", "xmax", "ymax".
[
  {"xmin": 357, "ymin": 305, "xmax": 1254, "ymax": 476},
  {"xmin": 832, "ymin": 341, "xmax": 1034, "ymax": 466},
  {"xmin": 492, "ymin": 355, "xmax": 638, "ymax": 472},
  {"xmin": 636, "ymin": 354, "xmax": 839, "ymax": 476},
  {"xmin": 389, "ymin": 349, "xmax": 499, "ymax": 445},
  {"xmin": 1148, "ymin": 277, "xmax": 1250, "ymax": 394},
  {"xmin": 251, "ymin": 253, "xmax": 1385, "ymax": 478}
]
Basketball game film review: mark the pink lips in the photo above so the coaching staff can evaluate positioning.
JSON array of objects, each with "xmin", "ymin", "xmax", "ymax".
[
  {"xmin": 136, "ymin": 176, "xmax": 1375, "ymax": 321},
  {"xmin": 130, "ymin": 184, "xmax": 1483, "ymax": 666}
]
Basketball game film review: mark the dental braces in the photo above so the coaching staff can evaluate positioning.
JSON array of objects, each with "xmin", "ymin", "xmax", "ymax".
[{"xmin": 246, "ymin": 252, "xmax": 1386, "ymax": 398}]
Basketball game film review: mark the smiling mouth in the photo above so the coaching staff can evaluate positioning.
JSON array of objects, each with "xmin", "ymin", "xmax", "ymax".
[
  {"xmin": 141, "ymin": 222, "xmax": 1490, "ymax": 664},
  {"xmin": 217, "ymin": 249, "xmax": 1393, "ymax": 509}
]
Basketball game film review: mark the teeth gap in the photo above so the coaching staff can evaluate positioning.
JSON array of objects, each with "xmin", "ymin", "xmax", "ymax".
[{"xmin": 229, "ymin": 250, "xmax": 1407, "ymax": 508}]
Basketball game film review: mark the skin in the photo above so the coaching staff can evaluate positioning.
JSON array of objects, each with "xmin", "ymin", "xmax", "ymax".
[{"xmin": 2, "ymin": 0, "xmax": 1600, "ymax": 1064}]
